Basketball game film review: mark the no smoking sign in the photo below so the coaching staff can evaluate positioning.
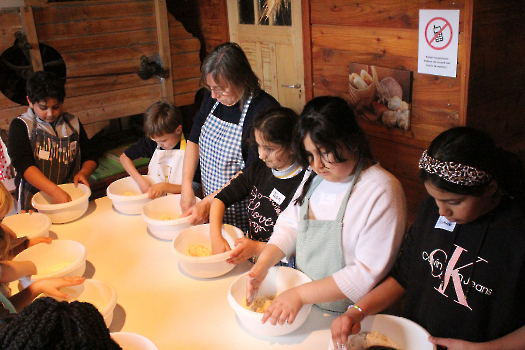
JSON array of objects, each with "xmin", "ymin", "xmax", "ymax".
[{"xmin": 425, "ymin": 17, "xmax": 453, "ymax": 50}]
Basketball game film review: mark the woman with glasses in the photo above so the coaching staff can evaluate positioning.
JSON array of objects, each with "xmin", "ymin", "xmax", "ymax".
[{"xmin": 180, "ymin": 42, "xmax": 279, "ymax": 231}]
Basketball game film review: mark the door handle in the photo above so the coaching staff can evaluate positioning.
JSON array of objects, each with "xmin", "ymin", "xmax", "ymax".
[{"xmin": 281, "ymin": 84, "xmax": 301, "ymax": 88}]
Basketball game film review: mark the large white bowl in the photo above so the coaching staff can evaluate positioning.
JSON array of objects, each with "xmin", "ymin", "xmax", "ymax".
[
  {"xmin": 107, "ymin": 175, "xmax": 155, "ymax": 215},
  {"xmin": 228, "ymin": 266, "xmax": 313, "ymax": 336},
  {"xmin": 141, "ymin": 194, "xmax": 200, "ymax": 240},
  {"xmin": 13, "ymin": 239, "xmax": 87, "ymax": 288},
  {"xmin": 2, "ymin": 212, "xmax": 51, "ymax": 239},
  {"xmin": 32, "ymin": 183, "xmax": 91, "ymax": 224},
  {"xmin": 49, "ymin": 279, "xmax": 117, "ymax": 327},
  {"xmin": 111, "ymin": 332, "xmax": 159, "ymax": 350},
  {"xmin": 327, "ymin": 314, "xmax": 437, "ymax": 350},
  {"xmin": 171, "ymin": 224, "xmax": 244, "ymax": 278}
]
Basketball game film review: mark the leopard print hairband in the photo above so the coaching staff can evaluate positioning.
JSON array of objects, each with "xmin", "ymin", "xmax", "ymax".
[{"xmin": 418, "ymin": 150, "xmax": 492, "ymax": 186}]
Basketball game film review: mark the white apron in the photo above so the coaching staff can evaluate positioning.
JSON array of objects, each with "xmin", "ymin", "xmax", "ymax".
[
  {"xmin": 148, "ymin": 134, "xmax": 186, "ymax": 185},
  {"xmin": 199, "ymin": 97, "xmax": 252, "ymax": 232}
]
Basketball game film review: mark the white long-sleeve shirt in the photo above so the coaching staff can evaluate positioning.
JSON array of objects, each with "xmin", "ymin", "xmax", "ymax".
[{"xmin": 269, "ymin": 162, "xmax": 407, "ymax": 302}]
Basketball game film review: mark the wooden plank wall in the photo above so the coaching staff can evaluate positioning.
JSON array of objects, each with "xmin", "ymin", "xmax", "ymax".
[
  {"xmin": 307, "ymin": 0, "xmax": 525, "ymax": 221},
  {"xmin": 0, "ymin": 0, "xmax": 201, "ymax": 137},
  {"xmin": 466, "ymin": 0, "xmax": 525, "ymax": 157},
  {"xmin": 308, "ymin": 0, "xmax": 468, "ymax": 220}
]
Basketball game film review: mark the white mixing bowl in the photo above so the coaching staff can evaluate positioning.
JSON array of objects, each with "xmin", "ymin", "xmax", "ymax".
[
  {"xmin": 327, "ymin": 314, "xmax": 437, "ymax": 350},
  {"xmin": 228, "ymin": 266, "xmax": 313, "ymax": 336},
  {"xmin": 107, "ymin": 175, "xmax": 155, "ymax": 215},
  {"xmin": 141, "ymin": 194, "xmax": 200, "ymax": 240},
  {"xmin": 2, "ymin": 212, "xmax": 51, "ymax": 239},
  {"xmin": 13, "ymin": 239, "xmax": 87, "ymax": 288},
  {"xmin": 50, "ymin": 279, "xmax": 118, "ymax": 327},
  {"xmin": 171, "ymin": 224, "xmax": 244, "ymax": 278},
  {"xmin": 111, "ymin": 332, "xmax": 159, "ymax": 350},
  {"xmin": 32, "ymin": 183, "xmax": 91, "ymax": 224}
]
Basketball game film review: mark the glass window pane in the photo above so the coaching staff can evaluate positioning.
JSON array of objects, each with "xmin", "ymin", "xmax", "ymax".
[
  {"xmin": 239, "ymin": 0, "xmax": 255, "ymax": 24},
  {"xmin": 258, "ymin": 0, "xmax": 269, "ymax": 26},
  {"xmin": 274, "ymin": 0, "xmax": 292, "ymax": 26}
]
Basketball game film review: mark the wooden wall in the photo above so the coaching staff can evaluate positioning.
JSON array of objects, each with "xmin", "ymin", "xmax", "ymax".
[
  {"xmin": 0, "ymin": 0, "xmax": 201, "ymax": 137},
  {"xmin": 305, "ymin": 0, "xmax": 525, "ymax": 221}
]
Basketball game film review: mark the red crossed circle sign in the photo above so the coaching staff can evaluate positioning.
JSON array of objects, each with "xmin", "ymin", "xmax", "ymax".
[{"xmin": 425, "ymin": 17, "xmax": 453, "ymax": 50}]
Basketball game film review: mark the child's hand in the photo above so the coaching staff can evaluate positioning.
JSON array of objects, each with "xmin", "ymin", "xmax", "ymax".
[
  {"xmin": 73, "ymin": 170, "xmax": 91, "ymax": 187},
  {"xmin": 181, "ymin": 200, "xmax": 211, "ymax": 225},
  {"xmin": 261, "ymin": 288, "xmax": 304, "ymax": 325},
  {"xmin": 137, "ymin": 177, "xmax": 152, "ymax": 194},
  {"xmin": 147, "ymin": 183, "xmax": 166, "ymax": 199},
  {"xmin": 27, "ymin": 237, "xmax": 53, "ymax": 248},
  {"xmin": 227, "ymin": 238, "xmax": 263, "ymax": 265},
  {"xmin": 31, "ymin": 276, "xmax": 85, "ymax": 300},
  {"xmin": 331, "ymin": 309, "xmax": 363, "ymax": 350},
  {"xmin": 246, "ymin": 263, "xmax": 269, "ymax": 306},
  {"xmin": 51, "ymin": 188, "xmax": 72, "ymax": 204},
  {"xmin": 211, "ymin": 235, "xmax": 231, "ymax": 255}
]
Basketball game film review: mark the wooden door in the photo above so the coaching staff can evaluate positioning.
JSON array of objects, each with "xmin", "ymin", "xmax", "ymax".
[{"xmin": 227, "ymin": 0, "xmax": 305, "ymax": 113}]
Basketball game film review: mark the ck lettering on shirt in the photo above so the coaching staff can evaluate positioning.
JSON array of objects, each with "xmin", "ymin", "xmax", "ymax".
[{"xmin": 435, "ymin": 216, "xmax": 456, "ymax": 232}]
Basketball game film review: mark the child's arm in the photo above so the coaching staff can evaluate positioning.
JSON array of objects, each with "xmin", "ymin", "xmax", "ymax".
[
  {"xmin": 429, "ymin": 326, "xmax": 525, "ymax": 350},
  {"xmin": 146, "ymin": 183, "xmax": 181, "ymax": 199},
  {"xmin": 209, "ymin": 198, "xmax": 231, "ymax": 254},
  {"xmin": 246, "ymin": 244, "xmax": 286, "ymax": 304},
  {"xmin": 73, "ymin": 160, "xmax": 97, "ymax": 187},
  {"xmin": 23, "ymin": 166, "xmax": 71, "ymax": 204},
  {"xmin": 120, "ymin": 153, "xmax": 151, "ymax": 194},
  {"xmin": 331, "ymin": 276, "xmax": 406, "ymax": 348},
  {"xmin": 8, "ymin": 276, "xmax": 85, "ymax": 312},
  {"xmin": 0, "ymin": 261, "xmax": 37, "ymax": 283}
]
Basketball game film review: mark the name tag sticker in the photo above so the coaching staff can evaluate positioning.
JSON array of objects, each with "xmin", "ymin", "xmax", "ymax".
[
  {"xmin": 38, "ymin": 149, "xmax": 50, "ymax": 160},
  {"xmin": 270, "ymin": 188, "xmax": 285, "ymax": 205},
  {"xmin": 320, "ymin": 192, "xmax": 336, "ymax": 206},
  {"xmin": 435, "ymin": 216, "xmax": 456, "ymax": 232},
  {"xmin": 70, "ymin": 141, "xmax": 77, "ymax": 151}
]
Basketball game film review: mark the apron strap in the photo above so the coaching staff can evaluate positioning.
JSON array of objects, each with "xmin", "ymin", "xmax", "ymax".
[{"xmin": 335, "ymin": 157, "xmax": 364, "ymax": 222}]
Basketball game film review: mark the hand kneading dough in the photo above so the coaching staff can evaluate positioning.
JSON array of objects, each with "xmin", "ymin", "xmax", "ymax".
[
  {"xmin": 347, "ymin": 331, "xmax": 400, "ymax": 350},
  {"xmin": 242, "ymin": 295, "xmax": 277, "ymax": 313}
]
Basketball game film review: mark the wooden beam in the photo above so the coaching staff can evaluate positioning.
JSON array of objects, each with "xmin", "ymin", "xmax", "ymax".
[
  {"xmin": 20, "ymin": 6, "xmax": 43, "ymax": 72},
  {"xmin": 154, "ymin": 0, "xmax": 174, "ymax": 103}
]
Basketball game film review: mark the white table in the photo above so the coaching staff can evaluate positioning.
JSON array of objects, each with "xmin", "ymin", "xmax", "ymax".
[{"xmin": 29, "ymin": 196, "xmax": 336, "ymax": 350}]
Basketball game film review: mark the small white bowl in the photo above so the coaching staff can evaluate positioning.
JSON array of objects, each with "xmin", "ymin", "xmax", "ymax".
[
  {"xmin": 107, "ymin": 176, "xmax": 155, "ymax": 215},
  {"xmin": 2, "ymin": 212, "xmax": 51, "ymax": 239},
  {"xmin": 171, "ymin": 224, "xmax": 244, "ymax": 278},
  {"xmin": 49, "ymin": 279, "xmax": 117, "ymax": 327},
  {"xmin": 327, "ymin": 314, "xmax": 437, "ymax": 350},
  {"xmin": 32, "ymin": 183, "xmax": 91, "ymax": 224},
  {"xmin": 141, "ymin": 194, "xmax": 200, "ymax": 240},
  {"xmin": 111, "ymin": 332, "xmax": 159, "ymax": 350},
  {"xmin": 13, "ymin": 239, "xmax": 87, "ymax": 288},
  {"xmin": 228, "ymin": 266, "xmax": 313, "ymax": 336}
]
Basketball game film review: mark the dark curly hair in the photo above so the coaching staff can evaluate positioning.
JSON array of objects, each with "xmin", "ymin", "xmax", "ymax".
[
  {"xmin": 0, "ymin": 297, "xmax": 122, "ymax": 350},
  {"xmin": 26, "ymin": 71, "xmax": 66, "ymax": 104},
  {"xmin": 420, "ymin": 127, "xmax": 525, "ymax": 198}
]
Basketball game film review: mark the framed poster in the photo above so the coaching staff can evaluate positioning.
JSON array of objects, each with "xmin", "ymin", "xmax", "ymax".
[{"xmin": 348, "ymin": 63, "xmax": 412, "ymax": 131}]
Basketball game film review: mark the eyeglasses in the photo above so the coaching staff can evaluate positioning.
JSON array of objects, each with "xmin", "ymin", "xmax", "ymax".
[{"xmin": 206, "ymin": 86, "xmax": 230, "ymax": 97}]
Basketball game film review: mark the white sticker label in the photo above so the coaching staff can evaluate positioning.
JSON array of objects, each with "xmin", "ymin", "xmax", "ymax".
[
  {"xmin": 320, "ymin": 192, "xmax": 336, "ymax": 206},
  {"xmin": 38, "ymin": 149, "xmax": 50, "ymax": 160},
  {"xmin": 270, "ymin": 188, "xmax": 285, "ymax": 205},
  {"xmin": 435, "ymin": 216, "xmax": 456, "ymax": 231},
  {"xmin": 70, "ymin": 141, "xmax": 77, "ymax": 151}
]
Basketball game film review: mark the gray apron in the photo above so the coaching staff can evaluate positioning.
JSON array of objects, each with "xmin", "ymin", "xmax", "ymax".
[
  {"xmin": 198, "ymin": 98, "xmax": 252, "ymax": 232},
  {"xmin": 296, "ymin": 159, "xmax": 364, "ymax": 313},
  {"xmin": 18, "ymin": 112, "xmax": 81, "ymax": 211}
]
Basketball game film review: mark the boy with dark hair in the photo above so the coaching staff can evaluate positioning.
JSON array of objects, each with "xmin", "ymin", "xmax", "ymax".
[{"xmin": 8, "ymin": 71, "xmax": 98, "ymax": 211}]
